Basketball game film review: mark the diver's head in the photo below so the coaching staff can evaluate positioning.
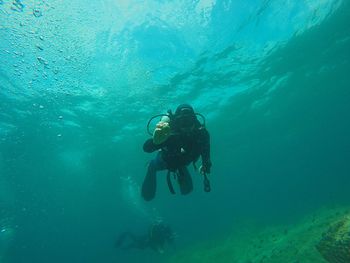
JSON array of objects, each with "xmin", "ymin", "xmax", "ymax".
[
  {"xmin": 175, "ymin": 104, "xmax": 194, "ymax": 116},
  {"xmin": 174, "ymin": 104, "xmax": 197, "ymax": 133}
]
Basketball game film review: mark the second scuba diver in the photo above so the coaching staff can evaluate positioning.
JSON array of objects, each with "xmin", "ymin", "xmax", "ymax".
[
  {"xmin": 142, "ymin": 104, "xmax": 212, "ymax": 201},
  {"xmin": 115, "ymin": 222, "xmax": 175, "ymax": 254}
]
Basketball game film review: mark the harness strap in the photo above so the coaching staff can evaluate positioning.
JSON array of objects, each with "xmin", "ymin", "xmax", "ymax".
[
  {"xmin": 166, "ymin": 170, "xmax": 176, "ymax": 194},
  {"xmin": 193, "ymin": 161, "xmax": 198, "ymax": 171},
  {"xmin": 167, "ymin": 168, "xmax": 211, "ymax": 194}
]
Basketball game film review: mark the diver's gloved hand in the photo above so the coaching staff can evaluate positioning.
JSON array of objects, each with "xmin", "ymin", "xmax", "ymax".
[
  {"xmin": 199, "ymin": 161, "xmax": 211, "ymax": 174},
  {"xmin": 153, "ymin": 121, "xmax": 171, "ymax": 145}
]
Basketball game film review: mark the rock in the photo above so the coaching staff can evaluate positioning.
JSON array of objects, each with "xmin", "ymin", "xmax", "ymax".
[{"xmin": 316, "ymin": 214, "xmax": 350, "ymax": 263}]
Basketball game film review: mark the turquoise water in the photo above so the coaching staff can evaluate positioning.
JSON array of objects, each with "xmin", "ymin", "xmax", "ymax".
[{"xmin": 1, "ymin": 0, "xmax": 349, "ymax": 262}]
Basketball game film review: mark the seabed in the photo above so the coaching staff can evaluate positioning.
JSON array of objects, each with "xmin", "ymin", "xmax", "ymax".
[{"xmin": 167, "ymin": 206, "xmax": 350, "ymax": 263}]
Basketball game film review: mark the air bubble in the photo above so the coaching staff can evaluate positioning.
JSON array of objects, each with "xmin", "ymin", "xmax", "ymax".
[
  {"xmin": 11, "ymin": 0, "xmax": 24, "ymax": 12},
  {"xmin": 33, "ymin": 8, "xmax": 42, "ymax": 17},
  {"xmin": 37, "ymin": 56, "xmax": 48, "ymax": 66}
]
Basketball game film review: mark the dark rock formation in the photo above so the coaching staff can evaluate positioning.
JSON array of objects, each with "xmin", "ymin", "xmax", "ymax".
[{"xmin": 316, "ymin": 215, "xmax": 350, "ymax": 263}]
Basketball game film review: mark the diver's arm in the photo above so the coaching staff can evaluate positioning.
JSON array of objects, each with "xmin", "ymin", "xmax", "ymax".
[
  {"xmin": 143, "ymin": 121, "xmax": 171, "ymax": 152},
  {"xmin": 143, "ymin": 139, "xmax": 163, "ymax": 153}
]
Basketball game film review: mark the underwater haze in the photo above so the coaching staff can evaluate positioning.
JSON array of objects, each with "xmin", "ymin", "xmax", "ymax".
[{"xmin": 1, "ymin": 0, "xmax": 350, "ymax": 262}]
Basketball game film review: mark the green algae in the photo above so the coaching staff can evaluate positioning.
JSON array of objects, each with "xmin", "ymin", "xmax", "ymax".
[{"xmin": 166, "ymin": 207, "xmax": 350, "ymax": 263}]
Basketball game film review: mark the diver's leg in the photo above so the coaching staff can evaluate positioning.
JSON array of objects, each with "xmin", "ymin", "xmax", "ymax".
[
  {"xmin": 115, "ymin": 232, "xmax": 133, "ymax": 249},
  {"xmin": 123, "ymin": 234, "xmax": 144, "ymax": 250},
  {"xmin": 116, "ymin": 232, "xmax": 145, "ymax": 250},
  {"xmin": 142, "ymin": 153, "xmax": 167, "ymax": 201},
  {"xmin": 142, "ymin": 159, "xmax": 157, "ymax": 201},
  {"xmin": 177, "ymin": 166, "xmax": 193, "ymax": 195}
]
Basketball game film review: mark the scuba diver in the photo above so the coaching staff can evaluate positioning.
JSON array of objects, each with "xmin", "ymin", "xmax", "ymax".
[
  {"xmin": 142, "ymin": 104, "xmax": 212, "ymax": 201},
  {"xmin": 115, "ymin": 222, "xmax": 175, "ymax": 254}
]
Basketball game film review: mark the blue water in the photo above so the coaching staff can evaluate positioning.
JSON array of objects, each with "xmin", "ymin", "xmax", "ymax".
[{"xmin": 1, "ymin": 0, "xmax": 349, "ymax": 262}]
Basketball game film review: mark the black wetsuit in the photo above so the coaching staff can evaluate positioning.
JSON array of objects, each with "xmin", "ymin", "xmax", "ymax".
[
  {"xmin": 142, "ymin": 126, "xmax": 211, "ymax": 201},
  {"xmin": 115, "ymin": 224, "xmax": 174, "ymax": 253},
  {"xmin": 143, "ymin": 127, "xmax": 211, "ymax": 170}
]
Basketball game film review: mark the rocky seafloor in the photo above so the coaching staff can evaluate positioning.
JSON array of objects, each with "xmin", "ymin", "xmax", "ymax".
[{"xmin": 166, "ymin": 206, "xmax": 350, "ymax": 263}]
